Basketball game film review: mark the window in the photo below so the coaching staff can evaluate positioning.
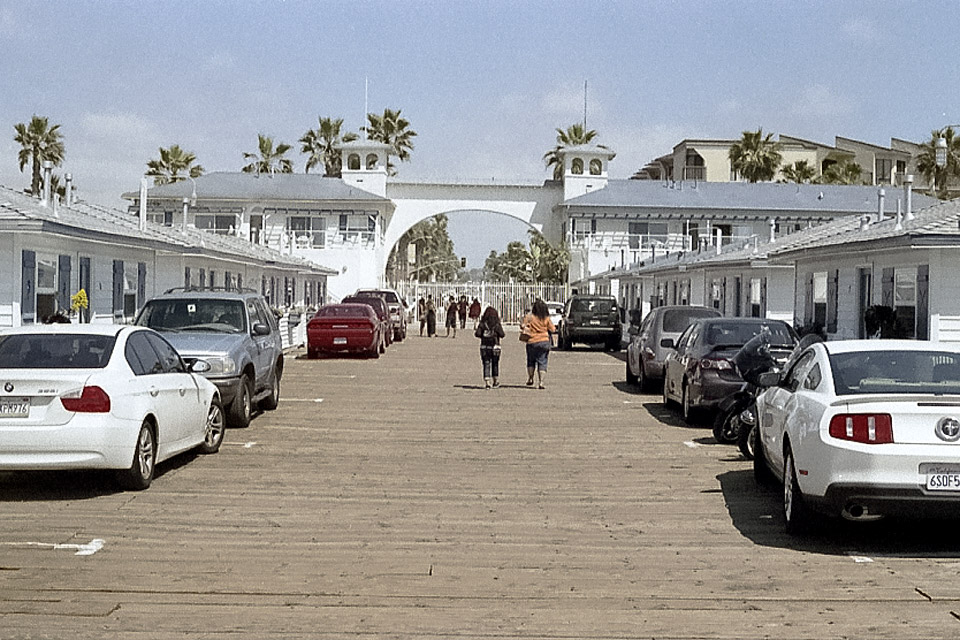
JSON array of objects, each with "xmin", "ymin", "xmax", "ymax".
[
  {"xmin": 337, "ymin": 211, "xmax": 377, "ymax": 243},
  {"xmin": 894, "ymin": 267, "xmax": 917, "ymax": 339},
  {"xmin": 347, "ymin": 154, "xmax": 360, "ymax": 170},
  {"xmin": 589, "ymin": 158, "xmax": 602, "ymax": 175},
  {"xmin": 751, "ymin": 277, "xmax": 763, "ymax": 318},
  {"xmin": 194, "ymin": 214, "xmax": 237, "ymax": 235},
  {"xmin": 684, "ymin": 149, "xmax": 705, "ymax": 180},
  {"xmin": 830, "ymin": 350, "xmax": 960, "ymax": 396},
  {"xmin": 875, "ymin": 158, "xmax": 893, "ymax": 185},
  {"xmin": 1, "ymin": 334, "xmax": 116, "ymax": 369},
  {"xmin": 36, "ymin": 256, "xmax": 58, "ymax": 321},
  {"xmin": 146, "ymin": 209, "xmax": 174, "ymax": 226},
  {"xmin": 250, "ymin": 214, "xmax": 263, "ymax": 244},
  {"xmin": 628, "ymin": 222, "xmax": 669, "ymax": 249},
  {"xmin": 711, "ymin": 279, "xmax": 722, "ymax": 310},
  {"xmin": 813, "ymin": 272, "xmax": 827, "ymax": 326},
  {"xmin": 144, "ymin": 332, "xmax": 186, "ymax": 373},
  {"xmin": 287, "ymin": 215, "xmax": 326, "ymax": 248},
  {"xmin": 571, "ymin": 158, "xmax": 584, "ymax": 175},
  {"xmin": 125, "ymin": 331, "xmax": 163, "ymax": 375},
  {"xmin": 123, "ymin": 264, "xmax": 139, "ymax": 320},
  {"xmin": 804, "ymin": 363, "xmax": 822, "ymax": 390},
  {"xmin": 365, "ymin": 153, "xmax": 378, "ymax": 170}
]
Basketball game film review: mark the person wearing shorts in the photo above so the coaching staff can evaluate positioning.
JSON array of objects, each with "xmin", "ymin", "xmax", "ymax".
[{"xmin": 522, "ymin": 299, "xmax": 556, "ymax": 389}]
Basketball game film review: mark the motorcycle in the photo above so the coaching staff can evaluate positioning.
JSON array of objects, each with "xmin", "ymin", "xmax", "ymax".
[{"xmin": 712, "ymin": 329, "xmax": 795, "ymax": 453}]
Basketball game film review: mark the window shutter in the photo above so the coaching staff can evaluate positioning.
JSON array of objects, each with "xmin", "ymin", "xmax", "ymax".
[
  {"xmin": 721, "ymin": 278, "xmax": 727, "ymax": 315},
  {"xmin": 21, "ymin": 250, "xmax": 36, "ymax": 324},
  {"xmin": 917, "ymin": 265, "xmax": 929, "ymax": 340},
  {"xmin": 881, "ymin": 267, "xmax": 895, "ymax": 307},
  {"xmin": 112, "ymin": 260, "xmax": 124, "ymax": 320},
  {"xmin": 760, "ymin": 277, "xmax": 768, "ymax": 318},
  {"xmin": 57, "ymin": 255, "xmax": 72, "ymax": 312},
  {"xmin": 826, "ymin": 269, "xmax": 839, "ymax": 333},
  {"xmin": 803, "ymin": 273, "xmax": 813, "ymax": 325},
  {"xmin": 137, "ymin": 262, "xmax": 147, "ymax": 311}
]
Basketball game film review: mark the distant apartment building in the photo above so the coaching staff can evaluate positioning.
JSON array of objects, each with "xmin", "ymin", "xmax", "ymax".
[{"xmin": 635, "ymin": 134, "xmax": 930, "ymax": 190}]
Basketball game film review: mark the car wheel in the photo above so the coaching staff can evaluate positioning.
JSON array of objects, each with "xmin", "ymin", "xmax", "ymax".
[
  {"xmin": 307, "ymin": 347, "xmax": 318, "ymax": 359},
  {"xmin": 712, "ymin": 409, "xmax": 740, "ymax": 444},
  {"xmin": 626, "ymin": 360, "xmax": 638, "ymax": 385},
  {"xmin": 662, "ymin": 373, "xmax": 673, "ymax": 407},
  {"xmin": 607, "ymin": 338, "xmax": 621, "ymax": 352},
  {"xmin": 199, "ymin": 398, "xmax": 225, "ymax": 454},
  {"xmin": 783, "ymin": 448, "xmax": 812, "ymax": 535},
  {"xmin": 228, "ymin": 375, "xmax": 253, "ymax": 428},
  {"xmin": 370, "ymin": 341, "xmax": 381, "ymax": 359},
  {"xmin": 260, "ymin": 366, "xmax": 281, "ymax": 411},
  {"xmin": 637, "ymin": 362, "xmax": 649, "ymax": 393},
  {"xmin": 738, "ymin": 422, "xmax": 757, "ymax": 460},
  {"xmin": 753, "ymin": 433, "xmax": 776, "ymax": 486},
  {"xmin": 562, "ymin": 334, "xmax": 573, "ymax": 351},
  {"xmin": 116, "ymin": 421, "xmax": 156, "ymax": 491},
  {"xmin": 379, "ymin": 335, "xmax": 387, "ymax": 353},
  {"xmin": 681, "ymin": 383, "xmax": 698, "ymax": 424}
]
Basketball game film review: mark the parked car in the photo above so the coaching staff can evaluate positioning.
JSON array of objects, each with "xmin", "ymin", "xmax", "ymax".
[
  {"xmin": 558, "ymin": 295, "xmax": 622, "ymax": 351},
  {"xmin": 306, "ymin": 303, "xmax": 385, "ymax": 358},
  {"xmin": 545, "ymin": 301, "xmax": 565, "ymax": 330},
  {"xmin": 755, "ymin": 340, "xmax": 960, "ymax": 533},
  {"xmin": 0, "ymin": 325, "xmax": 224, "ymax": 490},
  {"xmin": 626, "ymin": 305, "xmax": 721, "ymax": 391},
  {"xmin": 135, "ymin": 287, "xmax": 283, "ymax": 429},
  {"xmin": 355, "ymin": 288, "xmax": 409, "ymax": 342},
  {"xmin": 662, "ymin": 317, "xmax": 797, "ymax": 423},
  {"xmin": 341, "ymin": 295, "xmax": 392, "ymax": 350}
]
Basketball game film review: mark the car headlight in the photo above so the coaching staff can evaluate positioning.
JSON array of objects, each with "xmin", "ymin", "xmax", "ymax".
[{"xmin": 197, "ymin": 356, "xmax": 237, "ymax": 376}]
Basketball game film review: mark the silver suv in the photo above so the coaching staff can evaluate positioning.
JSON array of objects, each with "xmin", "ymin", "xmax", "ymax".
[{"xmin": 135, "ymin": 288, "xmax": 283, "ymax": 428}]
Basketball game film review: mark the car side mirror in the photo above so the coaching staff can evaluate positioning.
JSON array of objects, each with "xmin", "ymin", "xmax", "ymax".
[
  {"xmin": 660, "ymin": 338, "xmax": 675, "ymax": 349},
  {"xmin": 190, "ymin": 359, "xmax": 212, "ymax": 374},
  {"xmin": 758, "ymin": 371, "xmax": 782, "ymax": 387},
  {"xmin": 253, "ymin": 323, "xmax": 271, "ymax": 336}
]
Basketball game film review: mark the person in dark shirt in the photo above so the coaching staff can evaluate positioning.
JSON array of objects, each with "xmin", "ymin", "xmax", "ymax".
[{"xmin": 475, "ymin": 306, "xmax": 506, "ymax": 388}]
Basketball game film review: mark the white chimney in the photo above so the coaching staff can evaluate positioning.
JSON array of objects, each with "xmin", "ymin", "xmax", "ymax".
[
  {"xmin": 769, "ymin": 218, "xmax": 776, "ymax": 243},
  {"xmin": 41, "ymin": 160, "xmax": 53, "ymax": 206},
  {"xmin": 139, "ymin": 178, "xmax": 148, "ymax": 231},
  {"xmin": 877, "ymin": 187, "xmax": 885, "ymax": 223},
  {"xmin": 904, "ymin": 174, "xmax": 914, "ymax": 221},
  {"xmin": 64, "ymin": 173, "xmax": 73, "ymax": 207},
  {"xmin": 715, "ymin": 228, "xmax": 722, "ymax": 255}
]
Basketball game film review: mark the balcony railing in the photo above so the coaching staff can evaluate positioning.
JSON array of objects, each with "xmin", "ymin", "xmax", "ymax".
[{"xmin": 682, "ymin": 166, "xmax": 706, "ymax": 181}]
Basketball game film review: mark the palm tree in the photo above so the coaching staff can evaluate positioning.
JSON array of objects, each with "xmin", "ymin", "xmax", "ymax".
[
  {"xmin": 728, "ymin": 128, "xmax": 782, "ymax": 183},
  {"xmin": 242, "ymin": 134, "xmax": 294, "ymax": 174},
  {"xmin": 365, "ymin": 108, "xmax": 416, "ymax": 176},
  {"xmin": 818, "ymin": 160, "xmax": 864, "ymax": 185},
  {"xmin": 14, "ymin": 115, "xmax": 65, "ymax": 196},
  {"xmin": 145, "ymin": 144, "xmax": 204, "ymax": 185},
  {"xmin": 543, "ymin": 123, "xmax": 613, "ymax": 181},
  {"xmin": 528, "ymin": 230, "xmax": 569, "ymax": 284},
  {"xmin": 916, "ymin": 127, "xmax": 960, "ymax": 198},
  {"xmin": 300, "ymin": 116, "xmax": 359, "ymax": 177},
  {"xmin": 779, "ymin": 159, "xmax": 817, "ymax": 184}
]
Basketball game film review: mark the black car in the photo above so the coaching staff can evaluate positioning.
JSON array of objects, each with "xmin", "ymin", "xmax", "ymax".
[
  {"xmin": 558, "ymin": 295, "xmax": 622, "ymax": 351},
  {"xmin": 662, "ymin": 317, "xmax": 797, "ymax": 423}
]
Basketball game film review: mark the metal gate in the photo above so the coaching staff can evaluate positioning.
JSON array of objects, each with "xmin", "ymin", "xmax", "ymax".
[{"xmin": 394, "ymin": 281, "xmax": 570, "ymax": 325}]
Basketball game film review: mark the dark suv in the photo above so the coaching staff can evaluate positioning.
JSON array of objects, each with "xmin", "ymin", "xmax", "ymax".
[
  {"xmin": 135, "ymin": 288, "xmax": 283, "ymax": 428},
  {"xmin": 558, "ymin": 295, "xmax": 622, "ymax": 351}
]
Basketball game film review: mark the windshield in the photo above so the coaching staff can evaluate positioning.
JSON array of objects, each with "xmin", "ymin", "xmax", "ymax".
[
  {"xmin": 702, "ymin": 321, "xmax": 795, "ymax": 348},
  {"xmin": 831, "ymin": 350, "xmax": 960, "ymax": 395},
  {"xmin": 570, "ymin": 298, "xmax": 616, "ymax": 314},
  {"xmin": 317, "ymin": 305, "xmax": 370, "ymax": 318},
  {"xmin": 0, "ymin": 334, "xmax": 116, "ymax": 369},
  {"xmin": 662, "ymin": 309, "xmax": 718, "ymax": 333},
  {"xmin": 137, "ymin": 299, "xmax": 246, "ymax": 334}
]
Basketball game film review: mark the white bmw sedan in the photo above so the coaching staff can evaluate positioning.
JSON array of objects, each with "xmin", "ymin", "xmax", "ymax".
[
  {"xmin": 755, "ymin": 340, "xmax": 960, "ymax": 533},
  {"xmin": 0, "ymin": 325, "xmax": 224, "ymax": 490}
]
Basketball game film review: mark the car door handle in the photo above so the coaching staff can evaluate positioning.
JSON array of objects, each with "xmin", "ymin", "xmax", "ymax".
[
  {"xmin": 149, "ymin": 387, "xmax": 159, "ymax": 397},
  {"xmin": 179, "ymin": 387, "xmax": 186, "ymax": 397}
]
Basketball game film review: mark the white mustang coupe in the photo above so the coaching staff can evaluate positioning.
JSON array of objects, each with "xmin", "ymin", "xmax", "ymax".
[{"xmin": 754, "ymin": 340, "xmax": 960, "ymax": 533}]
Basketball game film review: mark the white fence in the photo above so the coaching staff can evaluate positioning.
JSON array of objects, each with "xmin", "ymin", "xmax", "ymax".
[{"xmin": 394, "ymin": 281, "xmax": 570, "ymax": 325}]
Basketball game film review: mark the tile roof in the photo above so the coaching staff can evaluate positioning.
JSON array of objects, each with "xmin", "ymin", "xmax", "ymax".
[
  {"xmin": 563, "ymin": 180, "xmax": 938, "ymax": 215},
  {"xmin": 0, "ymin": 186, "xmax": 336, "ymax": 274},
  {"xmin": 122, "ymin": 172, "xmax": 390, "ymax": 203}
]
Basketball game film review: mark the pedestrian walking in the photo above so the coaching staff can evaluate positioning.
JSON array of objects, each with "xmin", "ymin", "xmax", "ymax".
[
  {"xmin": 475, "ymin": 306, "xmax": 505, "ymax": 389},
  {"xmin": 417, "ymin": 296, "xmax": 427, "ymax": 336},
  {"xmin": 426, "ymin": 295, "xmax": 437, "ymax": 337},
  {"xmin": 445, "ymin": 295, "xmax": 458, "ymax": 338},
  {"xmin": 521, "ymin": 298, "xmax": 556, "ymax": 389},
  {"xmin": 468, "ymin": 297, "xmax": 482, "ymax": 329},
  {"xmin": 458, "ymin": 295, "xmax": 468, "ymax": 329}
]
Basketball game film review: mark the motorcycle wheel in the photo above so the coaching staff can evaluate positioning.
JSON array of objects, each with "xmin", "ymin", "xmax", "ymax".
[{"xmin": 712, "ymin": 408, "xmax": 741, "ymax": 444}]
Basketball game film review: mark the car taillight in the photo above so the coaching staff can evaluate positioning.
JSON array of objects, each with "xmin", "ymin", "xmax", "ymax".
[
  {"xmin": 60, "ymin": 386, "xmax": 111, "ymax": 413},
  {"xmin": 699, "ymin": 358, "xmax": 733, "ymax": 370},
  {"xmin": 828, "ymin": 413, "xmax": 893, "ymax": 444}
]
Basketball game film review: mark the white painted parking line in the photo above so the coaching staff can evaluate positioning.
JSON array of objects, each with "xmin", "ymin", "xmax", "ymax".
[
  {"xmin": 683, "ymin": 441, "xmax": 701, "ymax": 448},
  {"xmin": 224, "ymin": 441, "xmax": 258, "ymax": 448},
  {"xmin": 849, "ymin": 555, "xmax": 874, "ymax": 563},
  {"xmin": 1, "ymin": 539, "xmax": 104, "ymax": 556},
  {"xmin": 284, "ymin": 398, "xmax": 324, "ymax": 403},
  {"xmin": 324, "ymin": 375, "xmax": 356, "ymax": 379}
]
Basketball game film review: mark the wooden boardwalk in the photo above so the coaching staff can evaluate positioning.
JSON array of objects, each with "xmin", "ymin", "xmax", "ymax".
[{"xmin": 2, "ymin": 331, "xmax": 960, "ymax": 638}]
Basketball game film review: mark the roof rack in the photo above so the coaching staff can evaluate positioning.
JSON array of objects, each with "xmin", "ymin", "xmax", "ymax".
[{"xmin": 163, "ymin": 286, "xmax": 260, "ymax": 295}]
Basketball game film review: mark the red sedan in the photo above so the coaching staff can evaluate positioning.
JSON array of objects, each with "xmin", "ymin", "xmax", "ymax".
[{"xmin": 307, "ymin": 304, "xmax": 385, "ymax": 359}]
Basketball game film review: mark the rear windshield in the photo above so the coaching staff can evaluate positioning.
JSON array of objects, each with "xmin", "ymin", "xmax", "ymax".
[
  {"xmin": 0, "ymin": 334, "xmax": 116, "ymax": 369},
  {"xmin": 317, "ymin": 306, "xmax": 370, "ymax": 318},
  {"xmin": 702, "ymin": 322, "xmax": 795, "ymax": 348},
  {"xmin": 831, "ymin": 350, "xmax": 960, "ymax": 395},
  {"xmin": 343, "ymin": 297, "xmax": 382, "ymax": 310},
  {"xmin": 137, "ymin": 299, "xmax": 246, "ymax": 334},
  {"xmin": 570, "ymin": 298, "xmax": 617, "ymax": 314},
  {"xmin": 662, "ymin": 309, "xmax": 718, "ymax": 333}
]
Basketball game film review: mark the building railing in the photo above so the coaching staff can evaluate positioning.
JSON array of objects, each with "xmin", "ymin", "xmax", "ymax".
[{"xmin": 682, "ymin": 166, "xmax": 706, "ymax": 181}]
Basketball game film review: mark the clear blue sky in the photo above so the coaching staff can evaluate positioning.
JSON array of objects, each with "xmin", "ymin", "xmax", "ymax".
[{"xmin": 2, "ymin": 1, "xmax": 959, "ymax": 265}]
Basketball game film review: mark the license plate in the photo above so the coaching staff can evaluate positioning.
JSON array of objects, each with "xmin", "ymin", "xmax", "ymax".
[
  {"xmin": 590, "ymin": 319, "xmax": 601, "ymax": 325},
  {"xmin": 927, "ymin": 473, "xmax": 960, "ymax": 491},
  {"xmin": 333, "ymin": 337, "xmax": 347, "ymax": 345},
  {"xmin": 0, "ymin": 398, "xmax": 29, "ymax": 418}
]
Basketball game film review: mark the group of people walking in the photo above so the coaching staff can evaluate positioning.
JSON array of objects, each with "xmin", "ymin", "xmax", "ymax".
[{"xmin": 415, "ymin": 295, "xmax": 555, "ymax": 390}]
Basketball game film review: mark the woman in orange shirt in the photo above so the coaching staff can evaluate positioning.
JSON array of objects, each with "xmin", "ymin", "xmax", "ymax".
[{"xmin": 522, "ymin": 299, "xmax": 556, "ymax": 389}]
